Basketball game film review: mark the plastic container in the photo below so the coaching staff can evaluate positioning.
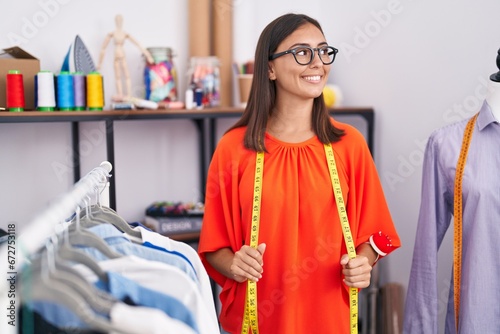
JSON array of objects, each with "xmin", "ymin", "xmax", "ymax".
[
  {"xmin": 144, "ymin": 47, "xmax": 178, "ymax": 102},
  {"xmin": 187, "ymin": 56, "xmax": 220, "ymax": 108}
]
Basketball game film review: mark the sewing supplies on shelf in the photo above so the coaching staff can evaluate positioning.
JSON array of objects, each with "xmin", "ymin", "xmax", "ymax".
[
  {"xmin": 186, "ymin": 56, "xmax": 221, "ymax": 109},
  {"xmin": 86, "ymin": 71, "xmax": 104, "ymax": 110},
  {"xmin": 56, "ymin": 71, "xmax": 75, "ymax": 111},
  {"xmin": 144, "ymin": 47, "xmax": 178, "ymax": 103},
  {"xmin": 35, "ymin": 71, "xmax": 56, "ymax": 111},
  {"xmin": 6, "ymin": 70, "xmax": 25, "ymax": 112}
]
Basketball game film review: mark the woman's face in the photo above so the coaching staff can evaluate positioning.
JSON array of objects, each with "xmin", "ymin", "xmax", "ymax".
[{"xmin": 269, "ymin": 23, "xmax": 331, "ymax": 104}]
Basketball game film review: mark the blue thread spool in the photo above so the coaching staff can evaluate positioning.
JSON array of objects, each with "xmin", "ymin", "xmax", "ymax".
[
  {"xmin": 57, "ymin": 71, "xmax": 75, "ymax": 111},
  {"xmin": 195, "ymin": 88, "xmax": 203, "ymax": 109}
]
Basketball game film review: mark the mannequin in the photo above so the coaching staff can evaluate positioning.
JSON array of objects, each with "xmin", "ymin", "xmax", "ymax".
[
  {"xmin": 98, "ymin": 14, "xmax": 154, "ymax": 99},
  {"xmin": 404, "ymin": 49, "xmax": 500, "ymax": 334},
  {"xmin": 486, "ymin": 48, "xmax": 500, "ymax": 122}
]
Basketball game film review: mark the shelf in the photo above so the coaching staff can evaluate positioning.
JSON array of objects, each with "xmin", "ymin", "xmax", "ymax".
[
  {"xmin": 0, "ymin": 107, "xmax": 244, "ymax": 122},
  {"xmin": 161, "ymin": 231, "xmax": 201, "ymax": 243},
  {"xmin": 0, "ymin": 106, "xmax": 374, "ymax": 210},
  {"xmin": 0, "ymin": 106, "xmax": 372, "ymax": 122}
]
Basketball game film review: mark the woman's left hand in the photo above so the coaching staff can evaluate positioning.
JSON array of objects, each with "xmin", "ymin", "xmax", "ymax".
[{"xmin": 340, "ymin": 254, "xmax": 372, "ymax": 289}]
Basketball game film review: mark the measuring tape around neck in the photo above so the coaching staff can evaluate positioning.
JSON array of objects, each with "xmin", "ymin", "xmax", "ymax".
[
  {"xmin": 324, "ymin": 143, "xmax": 358, "ymax": 334},
  {"xmin": 241, "ymin": 151, "xmax": 264, "ymax": 334},
  {"xmin": 453, "ymin": 112, "xmax": 478, "ymax": 330},
  {"xmin": 241, "ymin": 145, "xmax": 357, "ymax": 333}
]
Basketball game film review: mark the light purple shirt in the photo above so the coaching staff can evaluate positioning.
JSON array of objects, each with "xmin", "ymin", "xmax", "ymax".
[{"xmin": 404, "ymin": 101, "xmax": 500, "ymax": 334}]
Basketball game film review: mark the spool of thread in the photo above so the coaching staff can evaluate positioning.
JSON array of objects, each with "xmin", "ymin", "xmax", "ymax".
[
  {"xmin": 73, "ymin": 72, "xmax": 86, "ymax": 111},
  {"xmin": 195, "ymin": 88, "xmax": 203, "ymax": 109},
  {"xmin": 57, "ymin": 71, "xmax": 75, "ymax": 111},
  {"xmin": 86, "ymin": 72, "xmax": 104, "ymax": 111},
  {"xmin": 185, "ymin": 86, "xmax": 194, "ymax": 110},
  {"xmin": 6, "ymin": 70, "xmax": 25, "ymax": 112},
  {"xmin": 36, "ymin": 71, "xmax": 56, "ymax": 111}
]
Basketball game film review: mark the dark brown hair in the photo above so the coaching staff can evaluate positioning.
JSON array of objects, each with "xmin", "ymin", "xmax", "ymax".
[{"xmin": 228, "ymin": 13, "xmax": 345, "ymax": 151}]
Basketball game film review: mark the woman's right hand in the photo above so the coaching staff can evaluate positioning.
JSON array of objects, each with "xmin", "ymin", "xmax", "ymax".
[{"xmin": 230, "ymin": 243, "xmax": 266, "ymax": 283}]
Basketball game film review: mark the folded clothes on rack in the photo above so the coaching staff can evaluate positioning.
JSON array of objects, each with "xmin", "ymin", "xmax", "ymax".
[
  {"xmin": 145, "ymin": 201, "xmax": 205, "ymax": 217},
  {"xmin": 144, "ymin": 201, "xmax": 205, "ymax": 237}
]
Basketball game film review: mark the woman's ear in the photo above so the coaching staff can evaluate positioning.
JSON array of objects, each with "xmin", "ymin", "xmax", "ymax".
[{"xmin": 268, "ymin": 67, "xmax": 276, "ymax": 80}]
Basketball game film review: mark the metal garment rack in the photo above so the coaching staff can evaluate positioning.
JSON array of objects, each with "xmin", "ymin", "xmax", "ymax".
[
  {"xmin": 0, "ymin": 107, "xmax": 374, "ymax": 211},
  {"xmin": 0, "ymin": 161, "xmax": 112, "ymax": 334}
]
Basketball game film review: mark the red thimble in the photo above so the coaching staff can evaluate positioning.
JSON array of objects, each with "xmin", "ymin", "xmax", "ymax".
[{"xmin": 369, "ymin": 231, "xmax": 394, "ymax": 257}]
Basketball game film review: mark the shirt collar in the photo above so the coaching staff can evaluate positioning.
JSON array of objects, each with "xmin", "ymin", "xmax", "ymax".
[
  {"xmin": 88, "ymin": 224, "xmax": 130, "ymax": 244},
  {"xmin": 478, "ymin": 101, "xmax": 498, "ymax": 131}
]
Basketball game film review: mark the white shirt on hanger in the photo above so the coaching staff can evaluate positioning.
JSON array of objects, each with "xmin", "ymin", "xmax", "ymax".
[
  {"xmin": 74, "ymin": 255, "xmax": 220, "ymax": 334},
  {"xmin": 130, "ymin": 226, "xmax": 217, "ymax": 320},
  {"xmin": 110, "ymin": 302, "xmax": 196, "ymax": 334}
]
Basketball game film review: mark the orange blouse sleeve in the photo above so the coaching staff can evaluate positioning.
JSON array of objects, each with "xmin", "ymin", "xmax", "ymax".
[
  {"xmin": 198, "ymin": 129, "xmax": 246, "ymax": 287},
  {"xmin": 334, "ymin": 120, "xmax": 401, "ymax": 254}
]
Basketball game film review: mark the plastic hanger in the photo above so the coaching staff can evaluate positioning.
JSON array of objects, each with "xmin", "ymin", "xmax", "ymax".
[
  {"xmin": 20, "ymin": 252, "xmax": 122, "ymax": 333},
  {"xmin": 90, "ymin": 206, "xmax": 143, "ymax": 239},
  {"xmin": 85, "ymin": 186, "xmax": 143, "ymax": 240},
  {"xmin": 78, "ymin": 196, "xmax": 108, "ymax": 228},
  {"xmin": 32, "ymin": 240, "xmax": 117, "ymax": 314},
  {"xmin": 68, "ymin": 206, "xmax": 122, "ymax": 259},
  {"xmin": 58, "ymin": 223, "xmax": 109, "ymax": 283}
]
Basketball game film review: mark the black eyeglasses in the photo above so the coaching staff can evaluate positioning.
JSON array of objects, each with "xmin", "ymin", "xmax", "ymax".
[{"xmin": 269, "ymin": 45, "xmax": 338, "ymax": 65}]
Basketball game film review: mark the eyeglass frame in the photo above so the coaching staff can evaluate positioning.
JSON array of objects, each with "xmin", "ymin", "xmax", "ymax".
[{"xmin": 268, "ymin": 45, "xmax": 339, "ymax": 65}]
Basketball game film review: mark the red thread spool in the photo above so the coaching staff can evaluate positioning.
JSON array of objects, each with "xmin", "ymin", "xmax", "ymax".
[{"xmin": 6, "ymin": 70, "xmax": 25, "ymax": 112}]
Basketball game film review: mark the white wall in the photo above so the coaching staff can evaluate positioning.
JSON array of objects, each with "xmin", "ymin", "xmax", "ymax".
[{"xmin": 2, "ymin": 0, "xmax": 500, "ymax": 330}]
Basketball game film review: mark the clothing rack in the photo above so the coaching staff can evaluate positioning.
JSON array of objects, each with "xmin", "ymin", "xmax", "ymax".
[{"xmin": 0, "ymin": 161, "xmax": 112, "ymax": 334}]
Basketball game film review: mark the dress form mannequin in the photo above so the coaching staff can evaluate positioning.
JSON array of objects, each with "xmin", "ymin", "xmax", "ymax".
[
  {"xmin": 98, "ymin": 14, "xmax": 154, "ymax": 99},
  {"xmin": 486, "ymin": 48, "xmax": 500, "ymax": 122}
]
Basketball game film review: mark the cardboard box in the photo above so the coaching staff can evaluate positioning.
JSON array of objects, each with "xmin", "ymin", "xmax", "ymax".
[{"xmin": 0, "ymin": 47, "xmax": 40, "ymax": 110}]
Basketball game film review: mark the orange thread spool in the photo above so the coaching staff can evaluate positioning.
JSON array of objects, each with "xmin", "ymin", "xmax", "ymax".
[{"xmin": 6, "ymin": 70, "xmax": 25, "ymax": 112}]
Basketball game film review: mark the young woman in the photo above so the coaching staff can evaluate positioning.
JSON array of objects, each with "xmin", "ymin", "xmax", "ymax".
[{"xmin": 199, "ymin": 13, "xmax": 400, "ymax": 333}]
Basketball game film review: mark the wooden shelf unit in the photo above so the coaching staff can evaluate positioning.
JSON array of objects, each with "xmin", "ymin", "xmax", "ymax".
[{"xmin": 0, "ymin": 107, "xmax": 374, "ymax": 209}]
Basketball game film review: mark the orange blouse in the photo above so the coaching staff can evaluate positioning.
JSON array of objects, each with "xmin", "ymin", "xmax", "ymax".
[{"xmin": 198, "ymin": 119, "xmax": 400, "ymax": 333}]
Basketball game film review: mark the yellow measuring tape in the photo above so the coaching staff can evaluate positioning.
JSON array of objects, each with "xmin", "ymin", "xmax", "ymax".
[
  {"xmin": 241, "ymin": 151, "xmax": 264, "ymax": 334},
  {"xmin": 324, "ymin": 143, "xmax": 358, "ymax": 334},
  {"xmin": 241, "ymin": 144, "xmax": 357, "ymax": 333},
  {"xmin": 453, "ymin": 112, "xmax": 478, "ymax": 330}
]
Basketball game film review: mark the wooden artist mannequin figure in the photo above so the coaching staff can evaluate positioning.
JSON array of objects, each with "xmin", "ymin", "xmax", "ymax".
[{"xmin": 97, "ymin": 14, "xmax": 154, "ymax": 99}]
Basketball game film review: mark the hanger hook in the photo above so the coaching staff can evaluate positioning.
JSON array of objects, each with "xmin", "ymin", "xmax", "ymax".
[
  {"xmin": 75, "ymin": 206, "xmax": 82, "ymax": 232},
  {"xmin": 94, "ymin": 184, "xmax": 102, "ymax": 208},
  {"xmin": 84, "ymin": 196, "xmax": 93, "ymax": 218},
  {"xmin": 41, "ymin": 240, "xmax": 56, "ymax": 283}
]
